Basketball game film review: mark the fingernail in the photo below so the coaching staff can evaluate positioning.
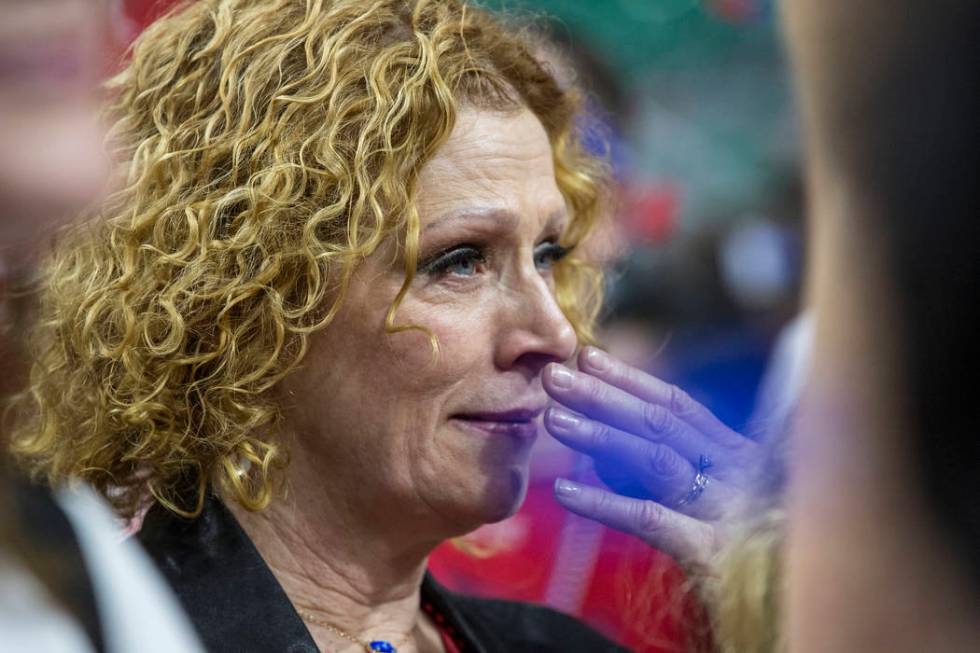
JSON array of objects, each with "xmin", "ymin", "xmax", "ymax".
[
  {"xmin": 548, "ymin": 365, "xmax": 575, "ymax": 390},
  {"xmin": 584, "ymin": 347, "xmax": 608, "ymax": 372},
  {"xmin": 547, "ymin": 407, "xmax": 581, "ymax": 433},
  {"xmin": 554, "ymin": 477, "xmax": 582, "ymax": 497}
]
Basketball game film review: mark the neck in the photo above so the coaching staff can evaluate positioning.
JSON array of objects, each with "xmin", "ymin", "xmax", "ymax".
[{"xmin": 227, "ymin": 466, "xmax": 446, "ymax": 652}]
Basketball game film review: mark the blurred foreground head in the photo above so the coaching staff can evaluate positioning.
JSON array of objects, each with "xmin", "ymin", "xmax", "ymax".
[
  {"xmin": 0, "ymin": 0, "xmax": 108, "ymax": 625},
  {"xmin": 783, "ymin": 0, "xmax": 979, "ymax": 650}
]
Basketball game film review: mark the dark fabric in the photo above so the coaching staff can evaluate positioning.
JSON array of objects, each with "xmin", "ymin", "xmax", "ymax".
[
  {"xmin": 138, "ymin": 493, "xmax": 631, "ymax": 653},
  {"xmin": 11, "ymin": 477, "xmax": 106, "ymax": 653}
]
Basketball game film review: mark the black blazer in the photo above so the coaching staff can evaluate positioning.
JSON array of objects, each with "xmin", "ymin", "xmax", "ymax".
[{"xmin": 138, "ymin": 493, "xmax": 632, "ymax": 653}]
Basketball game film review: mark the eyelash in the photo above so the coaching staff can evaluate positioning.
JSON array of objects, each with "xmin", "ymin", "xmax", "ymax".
[
  {"xmin": 418, "ymin": 240, "xmax": 571, "ymax": 277},
  {"xmin": 534, "ymin": 241, "xmax": 572, "ymax": 270},
  {"xmin": 419, "ymin": 245, "xmax": 485, "ymax": 276}
]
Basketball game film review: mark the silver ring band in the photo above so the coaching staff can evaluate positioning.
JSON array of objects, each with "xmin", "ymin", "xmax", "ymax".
[{"xmin": 676, "ymin": 455, "xmax": 712, "ymax": 507}]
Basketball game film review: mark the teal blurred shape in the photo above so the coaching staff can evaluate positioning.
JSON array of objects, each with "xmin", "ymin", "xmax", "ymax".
[
  {"xmin": 476, "ymin": 0, "xmax": 769, "ymax": 76},
  {"xmin": 477, "ymin": 0, "xmax": 796, "ymax": 230}
]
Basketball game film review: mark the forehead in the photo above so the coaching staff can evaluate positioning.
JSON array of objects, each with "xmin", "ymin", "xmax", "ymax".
[{"xmin": 415, "ymin": 107, "xmax": 565, "ymax": 229}]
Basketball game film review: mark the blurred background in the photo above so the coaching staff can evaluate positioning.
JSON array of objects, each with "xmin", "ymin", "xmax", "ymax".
[{"xmin": 121, "ymin": 1, "xmax": 804, "ymax": 651}]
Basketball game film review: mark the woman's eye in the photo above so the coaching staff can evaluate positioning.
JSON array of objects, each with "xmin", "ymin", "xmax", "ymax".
[
  {"xmin": 419, "ymin": 245, "xmax": 486, "ymax": 277},
  {"xmin": 534, "ymin": 240, "xmax": 571, "ymax": 270}
]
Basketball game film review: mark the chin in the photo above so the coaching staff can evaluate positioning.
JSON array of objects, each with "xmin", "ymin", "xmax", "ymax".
[
  {"xmin": 471, "ymin": 465, "xmax": 531, "ymax": 525},
  {"xmin": 438, "ymin": 465, "xmax": 531, "ymax": 533}
]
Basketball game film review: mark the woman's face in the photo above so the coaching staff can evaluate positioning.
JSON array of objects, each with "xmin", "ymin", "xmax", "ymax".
[{"xmin": 281, "ymin": 107, "xmax": 578, "ymax": 534}]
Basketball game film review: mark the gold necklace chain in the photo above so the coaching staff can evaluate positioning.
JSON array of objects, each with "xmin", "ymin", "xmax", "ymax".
[{"xmin": 296, "ymin": 609, "xmax": 407, "ymax": 653}]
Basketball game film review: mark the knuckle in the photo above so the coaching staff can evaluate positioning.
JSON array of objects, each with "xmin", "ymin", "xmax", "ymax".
[
  {"xmin": 646, "ymin": 444, "xmax": 680, "ymax": 478},
  {"xmin": 584, "ymin": 375, "xmax": 608, "ymax": 408},
  {"xmin": 643, "ymin": 403, "xmax": 672, "ymax": 436},
  {"xmin": 592, "ymin": 487, "xmax": 615, "ymax": 515},
  {"xmin": 668, "ymin": 384, "xmax": 695, "ymax": 418},
  {"xmin": 633, "ymin": 501, "xmax": 666, "ymax": 535},
  {"xmin": 588, "ymin": 423, "xmax": 614, "ymax": 449}
]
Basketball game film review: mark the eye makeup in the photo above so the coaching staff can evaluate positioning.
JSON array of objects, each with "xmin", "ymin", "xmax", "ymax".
[
  {"xmin": 418, "ymin": 244, "xmax": 486, "ymax": 276},
  {"xmin": 533, "ymin": 240, "xmax": 571, "ymax": 270},
  {"xmin": 416, "ymin": 238, "xmax": 572, "ymax": 279}
]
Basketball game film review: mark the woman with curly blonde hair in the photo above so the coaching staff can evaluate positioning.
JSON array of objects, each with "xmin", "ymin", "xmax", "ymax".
[{"xmin": 7, "ymin": 0, "xmax": 636, "ymax": 650}]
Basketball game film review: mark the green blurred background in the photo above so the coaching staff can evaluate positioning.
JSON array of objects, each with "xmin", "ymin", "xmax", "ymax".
[{"xmin": 478, "ymin": 0, "xmax": 798, "ymax": 232}]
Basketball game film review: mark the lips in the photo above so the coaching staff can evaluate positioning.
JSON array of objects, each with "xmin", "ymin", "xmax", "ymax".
[{"xmin": 451, "ymin": 405, "xmax": 545, "ymax": 439}]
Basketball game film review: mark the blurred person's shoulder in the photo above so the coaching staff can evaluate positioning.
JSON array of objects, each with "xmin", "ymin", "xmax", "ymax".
[
  {"xmin": 1, "ymin": 475, "xmax": 105, "ymax": 652},
  {"xmin": 54, "ymin": 484, "xmax": 204, "ymax": 653},
  {"xmin": 1, "ymin": 477, "xmax": 202, "ymax": 652},
  {"xmin": 0, "ymin": 558, "xmax": 98, "ymax": 653},
  {"xmin": 0, "ymin": 480, "xmax": 99, "ymax": 653}
]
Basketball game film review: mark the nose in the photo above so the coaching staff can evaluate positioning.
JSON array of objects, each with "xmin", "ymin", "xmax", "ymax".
[{"xmin": 494, "ymin": 272, "xmax": 578, "ymax": 372}]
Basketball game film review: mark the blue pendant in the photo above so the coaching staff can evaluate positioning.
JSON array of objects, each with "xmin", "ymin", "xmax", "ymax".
[{"xmin": 369, "ymin": 641, "xmax": 396, "ymax": 653}]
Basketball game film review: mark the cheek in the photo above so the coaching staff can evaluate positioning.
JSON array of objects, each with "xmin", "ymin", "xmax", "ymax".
[{"xmin": 385, "ymin": 300, "xmax": 493, "ymax": 389}]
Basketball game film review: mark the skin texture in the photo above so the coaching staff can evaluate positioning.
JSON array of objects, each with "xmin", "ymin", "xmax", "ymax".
[{"xmin": 231, "ymin": 107, "xmax": 577, "ymax": 653}]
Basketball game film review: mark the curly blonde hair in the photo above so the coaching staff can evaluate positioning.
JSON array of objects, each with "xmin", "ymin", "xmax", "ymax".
[{"xmin": 8, "ymin": 0, "xmax": 607, "ymax": 518}]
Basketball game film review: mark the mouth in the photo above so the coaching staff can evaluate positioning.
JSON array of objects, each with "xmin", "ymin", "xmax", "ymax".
[{"xmin": 450, "ymin": 406, "xmax": 545, "ymax": 440}]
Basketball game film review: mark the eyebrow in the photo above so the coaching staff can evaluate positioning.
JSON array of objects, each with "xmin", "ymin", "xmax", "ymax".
[{"xmin": 422, "ymin": 206, "xmax": 569, "ymax": 234}]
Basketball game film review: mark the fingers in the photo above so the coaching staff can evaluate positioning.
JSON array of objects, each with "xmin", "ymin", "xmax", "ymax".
[
  {"xmin": 545, "ymin": 406, "xmax": 692, "ymax": 502},
  {"xmin": 553, "ymin": 478, "xmax": 715, "ymax": 566},
  {"xmin": 543, "ymin": 363, "xmax": 725, "ymax": 465},
  {"xmin": 545, "ymin": 406, "xmax": 729, "ymax": 519},
  {"xmin": 576, "ymin": 346, "xmax": 746, "ymax": 449}
]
